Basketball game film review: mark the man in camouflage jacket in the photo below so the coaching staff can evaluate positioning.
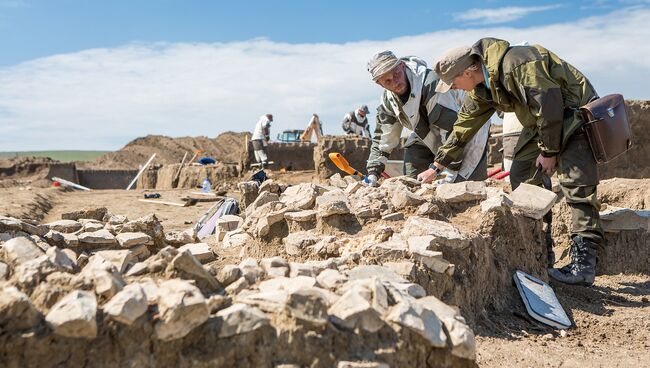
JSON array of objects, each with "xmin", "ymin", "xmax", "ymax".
[{"xmin": 431, "ymin": 38, "xmax": 602, "ymax": 286}]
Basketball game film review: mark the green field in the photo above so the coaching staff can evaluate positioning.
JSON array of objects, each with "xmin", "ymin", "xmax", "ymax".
[{"xmin": 0, "ymin": 150, "xmax": 110, "ymax": 162}]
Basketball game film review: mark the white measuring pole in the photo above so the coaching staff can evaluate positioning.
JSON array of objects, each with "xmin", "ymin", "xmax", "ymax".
[
  {"xmin": 52, "ymin": 176, "xmax": 91, "ymax": 191},
  {"xmin": 126, "ymin": 153, "xmax": 156, "ymax": 190}
]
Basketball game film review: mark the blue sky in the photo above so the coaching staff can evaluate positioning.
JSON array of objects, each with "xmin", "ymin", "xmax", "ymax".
[
  {"xmin": 0, "ymin": 0, "xmax": 649, "ymax": 150},
  {"xmin": 0, "ymin": 0, "xmax": 629, "ymax": 67}
]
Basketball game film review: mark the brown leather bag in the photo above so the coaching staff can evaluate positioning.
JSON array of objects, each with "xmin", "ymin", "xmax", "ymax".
[{"xmin": 580, "ymin": 94, "xmax": 632, "ymax": 163}]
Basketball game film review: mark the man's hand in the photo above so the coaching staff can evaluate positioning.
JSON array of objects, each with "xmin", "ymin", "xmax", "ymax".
[
  {"xmin": 535, "ymin": 154, "xmax": 557, "ymax": 176},
  {"xmin": 365, "ymin": 174, "xmax": 378, "ymax": 187},
  {"xmin": 417, "ymin": 162, "xmax": 445, "ymax": 184}
]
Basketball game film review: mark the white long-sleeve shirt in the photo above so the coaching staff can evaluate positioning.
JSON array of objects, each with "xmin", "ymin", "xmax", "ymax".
[{"xmin": 252, "ymin": 115, "xmax": 271, "ymax": 140}]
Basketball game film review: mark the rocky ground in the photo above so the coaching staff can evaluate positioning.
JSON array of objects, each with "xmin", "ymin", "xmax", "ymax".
[{"xmin": 1, "ymin": 172, "xmax": 649, "ymax": 367}]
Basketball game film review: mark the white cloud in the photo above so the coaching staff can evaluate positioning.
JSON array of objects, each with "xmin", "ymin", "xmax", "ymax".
[
  {"xmin": 454, "ymin": 5, "xmax": 562, "ymax": 24},
  {"xmin": 0, "ymin": 7, "xmax": 649, "ymax": 151}
]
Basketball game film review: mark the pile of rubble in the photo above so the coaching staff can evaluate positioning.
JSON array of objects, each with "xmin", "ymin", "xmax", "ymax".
[{"xmin": 0, "ymin": 173, "xmax": 565, "ymax": 367}]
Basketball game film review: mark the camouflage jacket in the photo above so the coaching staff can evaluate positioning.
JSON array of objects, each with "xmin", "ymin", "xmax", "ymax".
[{"xmin": 435, "ymin": 38, "xmax": 598, "ymax": 167}]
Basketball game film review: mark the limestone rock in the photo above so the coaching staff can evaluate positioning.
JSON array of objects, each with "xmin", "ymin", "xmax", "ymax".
[
  {"xmin": 280, "ymin": 183, "xmax": 319, "ymax": 210},
  {"xmin": 46, "ymin": 219, "xmax": 83, "ymax": 233},
  {"xmin": 63, "ymin": 233, "xmax": 80, "ymax": 248},
  {"xmin": 95, "ymin": 246, "xmax": 149, "ymax": 273},
  {"xmin": 83, "ymin": 222, "xmax": 104, "ymax": 232},
  {"xmin": 225, "ymin": 276, "xmax": 249, "ymax": 295},
  {"xmin": 155, "ymin": 279, "xmax": 209, "ymax": 341},
  {"xmin": 120, "ymin": 214, "xmax": 165, "ymax": 249},
  {"xmin": 116, "ymin": 232, "xmax": 152, "ymax": 248},
  {"xmin": 45, "ymin": 290, "xmax": 97, "ymax": 339},
  {"xmin": 2, "ymin": 236, "xmax": 44, "ymax": 265},
  {"xmin": 363, "ymin": 240, "xmax": 409, "ymax": 262},
  {"xmin": 436, "ymin": 181, "xmax": 487, "ymax": 203},
  {"xmin": 216, "ymin": 215, "xmax": 244, "ymax": 240},
  {"xmin": 164, "ymin": 228, "xmax": 196, "ymax": 246},
  {"xmin": 221, "ymin": 229, "xmax": 253, "ymax": 248},
  {"xmin": 316, "ymin": 192, "xmax": 351, "ymax": 217},
  {"xmin": 284, "ymin": 231, "xmax": 320, "ymax": 256},
  {"xmin": 386, "ymin": 301, "xmax": 446, "ymax": 347},
  {"xmin": 103, "ymin": 283, "xmax": 148, "ymax": 325},
  {"xmin": 328, "ymin": 278, "xmax": 386, "ymax": 333},
  {"xmin": 237, "ymin": 181, "xmax": 260, "ymax": 209},
  {"xmin": 258, "ymin": 179, "xmax": 281, "ymax": 195},
  {"xmin": 337, "ymin": 362, "xmax": 389, "ymax": 368},
  {"xmin": 0, "ymin": 286, "xmax": 41, "ymax": 330},
  {"xmin": 61, "ymin": 207, "xmax": 108, "ymax": 221},
  {"xmin": 78, "ymin": 229, "xmax": 117, "ymax": 246},
  {"xmin": 170, "ymin": 251, "xmax": 221, "ymax": 293},
  {"xmin": 390, "ymin": 187, "xmax": 426, "ymax": 210},
  {"xmin": 316, "ymin": 269, "xmax": 348, "ymax": 289},
  {"xmin": 216, "ymin": 303, "xmax": 270, "ymax": 338},
  {"xmin": 178, "ymin": 243, "xmax": 215, "ymax": 263},
  {"xmin": 245, "ymin": 191, "xmax": 279, "ymax": 217},
  {"xmin": 346, "ymin": 265, "xmax": 407, "ymax": 284},
  {"xmin": 261, "ymin": 256, "xmax": 289, "ymax": 278},
  {"xmin": 480, "ymin": 194, "xmax": 513, "ymax": 213},
  {"xmin": 402, "ymin": 216, "xmax": 470, "ymax": 249},
  {"xmin": 216, "ymin": 265, "xmax": 242, "ymax": 286},
  {"xmin": 239, "ymin": 258, "xmax": 263, "ymax": 284},
  {"xmin": 13, "ymin": 255, "xmax": 58, "ymax": 288},
  {"xmin": 417, "ymin": 296, "xmax": 476, "ymax": 360},
  {"xmin": 416, "ymin": 202, "xmax": 440, "ymax": 216},
  {"xmin": 0, "ymin": 261, "xmax": 8, "ymax": 280},
  {"xmin": 46, "ymin": 246, "xmax": 77, "ymax": 273},
  {"xmin": 411, "ymin": 248, "xmax": 454, "ymax": 275},
  {"xmin": 259, "ymin": 276, "xmax": 317, "ymax": 293},
  {"xmin": 382, "ymin": 261, "xmax": 416, "ymax": 280},
  {"xmin": 328, "ymin": 173, "xmax": 348, "ymax": 189},
  {"xmin": 286, "ymin": 287, "xmax": 329, "ymax": 326},
  {"xmin": 509, "ymin": 183, "xmax": 558, "ymax": 220}
]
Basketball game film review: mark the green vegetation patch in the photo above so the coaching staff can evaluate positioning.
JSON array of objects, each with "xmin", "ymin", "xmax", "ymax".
[{"xmin": 0, "ymin": 151, "xmax": 109, "ymax": 162}]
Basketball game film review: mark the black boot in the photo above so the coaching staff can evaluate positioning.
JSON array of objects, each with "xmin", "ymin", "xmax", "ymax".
[{"xmin": 548, "ymin": 236, "xmax": 597, "ymax": 286}]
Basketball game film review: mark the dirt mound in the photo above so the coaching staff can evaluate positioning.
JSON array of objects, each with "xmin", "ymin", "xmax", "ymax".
[
  {"xmin": 82, "ymin": 132, "xmax": 250, "ymax": 170},
  {"xmin": 0, "ymin": 157, "xmax": 60, "ymax": 180}
]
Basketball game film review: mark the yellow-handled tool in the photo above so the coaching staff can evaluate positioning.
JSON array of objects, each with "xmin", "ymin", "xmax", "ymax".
[{"xmin": 328, "ymin": 152, "xmax": 366, "ymax": 179}]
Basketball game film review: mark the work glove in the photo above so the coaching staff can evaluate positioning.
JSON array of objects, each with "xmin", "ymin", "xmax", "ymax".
[{"xmin": 364, "ymin": 174, "xmax": 379, "ymax": 187}]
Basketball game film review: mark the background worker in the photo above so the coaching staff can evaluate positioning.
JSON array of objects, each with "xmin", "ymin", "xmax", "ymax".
[
  {"xmin": 430, "ymin": 38, "xmax": 603, "ymax": 286},
  {"xmin": 252, "ymin": 113, "xmax": 272, "ymax": 167},
  {"xmin": 365, "ymin": 50, "xmax": 490, "ymax": 186},
  {"xmin": 341, "ymin": 105, "xmax": 371, "ymax": 137},
  {"xmin": 301, "ymin": 113, "xmax": 324, "ymax": 142}
]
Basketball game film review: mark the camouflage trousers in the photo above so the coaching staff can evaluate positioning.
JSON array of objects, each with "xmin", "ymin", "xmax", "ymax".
[
  {"xmin": 510, "ymin": 131, "xmax": 604, "ymax": 244},
  {"xmin": 403, "ymin": 142, "xmax": 488, "ymax": 182}
]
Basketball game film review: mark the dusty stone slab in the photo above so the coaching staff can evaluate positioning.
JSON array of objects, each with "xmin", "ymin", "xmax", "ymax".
[
  {"xmin": 259, "ymin": 276, "xmax": 317, "ymax": 293},
  {"xmin": 286, "ymin": 287, "xmax": 329, "ymax": 326},
  {"xmin": 115, "ymin": 232, "xmax": 151, "ymax": 248},
  {"xmin": 216, "ymin": 303, "xmax": 270, "ymax": 338},
  {"xmin": 95, "ymin": 246, "xmax": 148, "ymax": 273},
  {"xmin": 213, "ymin": 265, "xmax": 240, "ymax": 288},
  {"xmin": 382, "ymin": 261, "xmax": 416, "ymax": 280},
  {"xmin": 78, "ymin": 229, "xmax": 117, "ymax": 246},
  {"xmin": 480, "ymin": 194, "xmax": 513, "ymax": 213},
  {"xmin": 2, "ymin": 237, "xmax": 44, "ymax": 265},
  {"xmin": 402, "ymin": 216, "xmax": 470, "ymax": 249},
  {"xmin": 103, "ymin": 283, "xmax": 148, "ymax": 325},
  {"xmin": 509, "ymin": 183, "xmax": 558, "ymax": 220},
  {"xmin": 170, "ymin": 251, "xmax": 220, "ymax": 293},
  {"xmin": 46, "ymin": 220, "xmax": 83, "ymax": 234},
  {"xmin": 178, "ymin": 243, "xmax": 215, "ymax": 263},
  {"xmin": 436, "ymin": 181, "xmax": 487, "ymax": 203},
  {"xmin": 221, "ymin": 229, "xmax": 253, "ymax": 249},
  {"xmin": 155, "ymin": 279, "xmax": 209, "ymax": 341},
  {"xmin": 381, "ymin": 212, "xmax": 405, "ymax": 221},
  {"xmin": 316, "ymin": 269, "xmax": 348, "ymax": 289},
  {"xmin": 284, "ymin": 210, "xmax": 317, "ymax": 222},
  {"xmin": 316, "ymin": 192, "xmax": 351, "ymax": 217},
  {"xmin": 417, "ymin": 296, "xmax": 476, "ymax": 360},
  {"xmin": 390, "ymin": 188, "xmax": 426, "ymax": 210},
  {"xmin": 0, "ymin": 286, "xmax": 41, "ymax": 330},
  {"xmin": 346, "ymin": 265, "xmax": 407, "ymax": 283},
  {"xmin": 386, "ymin": 301, "xmax": 446, "ymax": 347},
  {"xmin": 280, "ymin": 183, "xmax": 319, "ymax": 210},
  {"xmin": 45, "ymin": 290, "xmax": 97, "ymax": 339},
  {"xmin": 0, "ymin": 261, "xmax": 8, "ymax": 280},
  {"xmin": 284, "ymin": 232, "xmax": 320, "ymax": 256}
]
